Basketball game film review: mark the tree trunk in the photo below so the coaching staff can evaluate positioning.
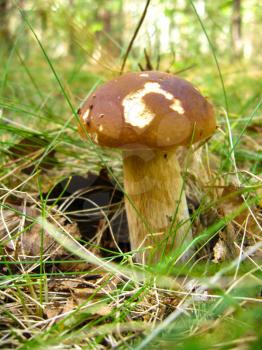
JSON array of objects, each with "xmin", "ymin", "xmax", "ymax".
[
  {"xmin": 0, "ymin": 0, "xmax": 11, "ymax": 49},
  {"xmin": 231, "ymin": 0, "xmax": 243, "ymax": 58},
  {"xmin": 68, "ymin": 0, "xmax": 78, "ymax": 56}
]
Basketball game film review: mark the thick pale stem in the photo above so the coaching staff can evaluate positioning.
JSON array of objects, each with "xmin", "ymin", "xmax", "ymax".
[{"xmin": 123, "ymin": 148, "xmax": 192, "ymax": 264}]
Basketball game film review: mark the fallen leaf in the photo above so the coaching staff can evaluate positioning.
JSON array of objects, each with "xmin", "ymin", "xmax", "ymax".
[
  {"xmin": 213, "ymin": 239, "xmax": 227, "ymax": 263},
  {"xmin": 246, "ymin": 123, "xmax": 262, "ymax": 134},
  {"xmin": 219, "ymin": 184, "xmax": 246, "ymax": 226},
  {"xmin": 0, "ymin": 205, "xmax": 81, "ymax": 260}
]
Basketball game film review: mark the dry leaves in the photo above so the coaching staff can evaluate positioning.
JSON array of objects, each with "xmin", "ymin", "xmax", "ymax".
[
  {"xmin": 213, "ymin": 239, "xmax": 228, "ymax": 263},
  {"xmin": 0, "ymin": 204, "xmax": 81, "ymax": 260},
  {"xmin": 44, "ymin": 274, "xmax": 122, "ymax": 320},
  {"xmin": 215, "ymin": 184, "xmax": 261, "ymax": 261}
]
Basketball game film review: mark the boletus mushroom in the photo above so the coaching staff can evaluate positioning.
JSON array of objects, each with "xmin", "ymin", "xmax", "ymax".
[{"xmin": 78, "ymin": 71, "xmax": 216, "ymax": 264}]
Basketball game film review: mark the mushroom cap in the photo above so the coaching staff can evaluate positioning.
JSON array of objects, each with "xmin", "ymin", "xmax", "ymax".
[{"xmin": 78, "ymin": 71, "xmax": 216, "ymax": 149}]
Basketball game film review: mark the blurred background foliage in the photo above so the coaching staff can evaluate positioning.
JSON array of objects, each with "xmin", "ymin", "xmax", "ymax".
[{"xmin": 0, "ymin": 0, "xmax": 261, "ymax": 119}]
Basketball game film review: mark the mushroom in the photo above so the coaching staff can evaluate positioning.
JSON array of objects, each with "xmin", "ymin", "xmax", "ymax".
[{"xmin": 78, "ymin": 71, "xmax": 216, "ymax": 264}]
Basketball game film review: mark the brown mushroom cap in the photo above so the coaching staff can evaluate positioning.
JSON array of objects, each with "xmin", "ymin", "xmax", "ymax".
[{"xmin": 78, "ymin": 71, "xmax": 216, "ymax": 149}]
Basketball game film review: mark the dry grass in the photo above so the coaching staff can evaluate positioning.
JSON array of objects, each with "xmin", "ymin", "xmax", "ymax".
[{"xmin": 0, "ymin": 134, "xmax": 261, "ymax": 348}]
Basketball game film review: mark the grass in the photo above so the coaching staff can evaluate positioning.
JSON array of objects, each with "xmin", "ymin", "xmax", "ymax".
[{"xmin": 0, "ymin": 1, "xmax": 262, "ymax": 349}]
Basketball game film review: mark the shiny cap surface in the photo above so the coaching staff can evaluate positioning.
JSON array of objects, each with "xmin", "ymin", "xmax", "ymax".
[{"xmin": 78, "ymin": 71, "xmax": 216, "ymax": 149}]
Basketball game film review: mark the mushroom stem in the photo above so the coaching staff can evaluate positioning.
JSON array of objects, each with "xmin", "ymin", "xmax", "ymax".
[{"xmin": 123, "ymin": 148, "xmax": 192, "ymax": 264}]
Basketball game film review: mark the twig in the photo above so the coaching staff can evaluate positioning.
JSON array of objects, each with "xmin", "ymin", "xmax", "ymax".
[
  {"xmin": 120, "ymin": 0, "xmax": 151, "ymax": 75},
  {"xmin": 143, "ymin": 48, "xmax": 153, "ymax": 70}
]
